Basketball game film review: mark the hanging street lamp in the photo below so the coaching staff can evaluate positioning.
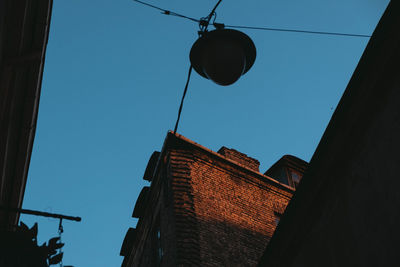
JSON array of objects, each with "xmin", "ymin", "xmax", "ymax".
[{"xmin": 189, "ymin": 28, "xmax": 256, "ymax": 86}]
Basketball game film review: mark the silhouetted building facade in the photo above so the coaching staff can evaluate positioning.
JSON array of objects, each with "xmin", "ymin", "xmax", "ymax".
[
  {"xmin": 0, "ymin": 0, "xmax": 53, "ymax": 229},
  {"xmin": 0, "ymin": 0, "xmax": 55, "ymax": 266},
  {"xmin": 120, "ymin": 132, "xmax": 307, "ymax": 266},
  {"xmin": 258, "ymin": 2, "xmax": 399, "ymax": 267}
]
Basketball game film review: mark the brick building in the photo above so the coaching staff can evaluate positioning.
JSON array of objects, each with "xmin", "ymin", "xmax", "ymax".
[
  {"xmin": 120, "ymin": 132, "xmax": 307, "ymax": 266},
  {"xmin": 119, "ymin": 2, "xmax": 399, "ymax": 266}
]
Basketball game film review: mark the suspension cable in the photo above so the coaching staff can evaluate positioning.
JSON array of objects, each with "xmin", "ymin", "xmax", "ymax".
[
  {"xmin": 131, "ymin": 0, "xmax": 371, "ymax": 38},
  {"xmin": 173, "ymin": 65, "xmax": 193, "ymax": 134},
  {"xmin": 224, "ymin": 24, "xmax": 371, "ymax": 38},
  {"xmin": 132, "ymin": 0, "xmax": 199, "ymax": 22}
]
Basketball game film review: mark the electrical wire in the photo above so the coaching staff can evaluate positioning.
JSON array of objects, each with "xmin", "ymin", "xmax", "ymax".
[
  {"xmin": 132, "ymin": 0, "xmax": 199, "ymax": 22},
  {"xmin": 133, "ymin": 0, "xmax": 370, "ymax": 134},
  {"xmin": 174, "ymin": 65, "xmax": 193, "ymax": 134},
  {"xmin": 199, "ymin": 0, "xmax": 223, "ymax": 32},
  {"xmin": 131, "ymin": 0, "xmax": 371, "ymax": 38},
  {"xmin": 206, "ymin": 0, "xmax": 223, "ymax": 27},
  {"xmin": 173, "ymin": 2, "xmax": 221, "ymax": 134},
  {"xmin": 210, "ymin": 0, "xmax": 223, "ymax": 16},
  {"xmin": 224, "ymin": 24, "xmax": 371, "ymax": 38}
]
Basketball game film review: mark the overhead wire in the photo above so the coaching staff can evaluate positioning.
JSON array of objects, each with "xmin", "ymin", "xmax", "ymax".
[
  {"xmin": 173, "ymin": 66, "xmax": 193, "ymax": 134},
  {"xmin": 173, "ymin": 0, "xmax": 222, "ymax": 134},
  {"xmin": 205, "ymin": 0, "xmax": 223, "ymax": 29},
  {"xmin": 132, "ymin": 0, "xmax": 199, "ymax": 22},
  {"xmin": 224, "ymin": 24, "xmax": 371, "ymax": 38},
  {"xmin": 132, "ymin": 0, "xmax": 371, "ymax": 134},
  {"xmin": 131, "ymin": 0, "xmax": 371, "ymax": 38}
]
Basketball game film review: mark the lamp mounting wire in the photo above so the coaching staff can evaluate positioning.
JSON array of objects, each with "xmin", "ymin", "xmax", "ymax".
[
  {"xmin": 131, "ymin": 0, "xmax": 371, "ymax": 38},
  {"xmin": 201, "ymin": 0, "xmax": 223, "ymax": 32},
  {"xmin": 173, "ymin": 65, "xmax": 193, "ymax": 134},
  {"xmin": 173, "ymin": 1, "xmax": 223, "ymax": 135},
  {"xmin": 224, "ymin": 24, "xmax": 371, "ymax": 38},
  {"xmin": 132, "ymin": 0, "xmax": 199, "ymax": 22},
  {"xmin": 133, "ymin": 0, "xmax": 371, "ymax": 134}
]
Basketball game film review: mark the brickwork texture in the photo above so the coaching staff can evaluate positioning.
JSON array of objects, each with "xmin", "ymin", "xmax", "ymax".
[{"xmin": 122, "ymin": 133, "xmax": 303, "ymax": 267}]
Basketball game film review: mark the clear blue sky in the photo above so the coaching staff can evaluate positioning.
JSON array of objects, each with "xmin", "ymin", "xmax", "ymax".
[{"xmin": 21, "ymin": 0, "xmax": 389, "ymax": 266}]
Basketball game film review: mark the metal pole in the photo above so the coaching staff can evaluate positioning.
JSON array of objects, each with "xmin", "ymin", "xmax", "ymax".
[{"xmin": 0, "ymin": 206, "xmax": 81, "ymax": 222}]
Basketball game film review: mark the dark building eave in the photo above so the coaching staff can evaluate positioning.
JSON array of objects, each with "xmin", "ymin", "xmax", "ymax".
[{"xmin": 0, "ymin": 0, "xmax": 53, "ymax": 227}]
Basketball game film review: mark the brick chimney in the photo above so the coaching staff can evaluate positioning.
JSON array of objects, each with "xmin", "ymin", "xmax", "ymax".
[{"xmin": 217, "ymin": 146, "xmax": 260, "ymax": 172}]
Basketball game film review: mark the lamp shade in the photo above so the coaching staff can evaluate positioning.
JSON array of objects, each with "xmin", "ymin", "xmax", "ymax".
[{"xmin": 190, "ymin": 29, "xmax": 256, "ymax": 86}]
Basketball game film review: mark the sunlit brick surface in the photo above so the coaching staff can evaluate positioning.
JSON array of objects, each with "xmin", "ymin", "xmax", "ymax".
[
  {"xmin": 123, "ymin": 134, "xmax": 304, "ymax": 267},
  {"xmin": 168, "ymin": 147, "xmax": 293, "ymax": 266}
]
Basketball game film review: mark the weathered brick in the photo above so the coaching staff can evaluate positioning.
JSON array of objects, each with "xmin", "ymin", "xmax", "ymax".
[{"xmin": 121, "ymin": 133, "xmax": 307, "ymax": 267}]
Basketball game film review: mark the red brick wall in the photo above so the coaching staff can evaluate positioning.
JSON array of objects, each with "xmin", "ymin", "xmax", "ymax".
[
  {"xmin": 167, "ymin": 149, "xmax": 201, "ymax": 266},
  {"xmin": 123, "ymin": 134, "xmax": 296, "ymax": 267},
  {"xmin": 167, "ymin": 147, "xmax": 293, "ymax": 266},
  {"xmin": 218, "ymin": 146, "xmax": 260, "ymax": 172}
]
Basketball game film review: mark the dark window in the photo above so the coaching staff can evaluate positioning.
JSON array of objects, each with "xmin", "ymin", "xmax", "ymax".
[
  {"xmin": 154, "ymin": 216, "xmax": 163, "ymax": 266},
  {"xmin": 270, "ymin": 168, "xmax": 289, "ymax": 185},
  {"xmin": 289, "ymin": 170, "xmax": 302, "ymax": 188},
  {"xmin": 156, "ymin": 229, "xmax": 163, "ymax": 261},
  {"xmin": 274, "ymin": 216, "xmax": 280, "ymax": 226},
  {"xmin": 274, "ymin": 211, "xmax": 282, "ymax": 227}
]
